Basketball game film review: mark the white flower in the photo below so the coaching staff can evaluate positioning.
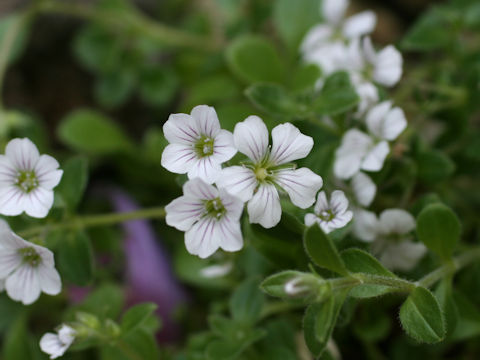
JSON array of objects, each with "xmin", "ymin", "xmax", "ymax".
[
  {"xmin": 40, "ymin": 324, "xmax": 76, "ymax": 359},
  {"xmin": 347, "ymin": 37, "xmax": 403, "ymax": 87},
  {"xmin": 0, "ymin": 221, "xmax": 61, "ymax": 305},
  {"xmin": 216, "ymin": 116, "xmax": 323, "ymax": 228},
  {"xmin": 351, "ymin": 77, "xmax": 379, "ymax": 116},
  {"xmin": 305, "ymin": 190, "xmax": 353, "ymax": 233},
  {"xmin": 353, "ymin": 208, "xmax": 427, "ymax": 271},
  {"xmin": 334, "ymin": 101, "xmax": 407, "ymax": 179},
  {"xmin": 351, "ymin": 172, "xmax": 376, "ymax": 207},
  {"xmin": 0, "ymin": 138, "xmax": 63, "ymax": 218},
  {"xmin": 165, "ymin": 178, "xmax": 244, "ymax": 259},
  {"xmin": 161, "ymin": 105, "xmax": 237, "ymax": 184}
]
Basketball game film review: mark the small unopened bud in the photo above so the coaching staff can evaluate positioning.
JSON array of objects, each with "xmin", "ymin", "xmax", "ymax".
[
  {"xmin": 283, "ymin": 273, "xmax": 330, "ymax": 302},
  {"xmin": 75, "ymin": 312, "xmax": 101, "ymax": 330},
  {"xmin": 104, "ymin": 319, "xmax": 121, "ymax": 338},
  {"xmin": 284, "ymin": 277, "xmax": 310, "ymax": 296}
]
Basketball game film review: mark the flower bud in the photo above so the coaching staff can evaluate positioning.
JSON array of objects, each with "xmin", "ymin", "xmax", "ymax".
[{"xmin": 76, "ymin": 312, "xmax": 101, "ymax": 330}]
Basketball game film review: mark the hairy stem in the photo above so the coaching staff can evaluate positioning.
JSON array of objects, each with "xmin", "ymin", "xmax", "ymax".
[{"xmin": 19, "ymin": 206, "xmax": 166, "ymax": 238}]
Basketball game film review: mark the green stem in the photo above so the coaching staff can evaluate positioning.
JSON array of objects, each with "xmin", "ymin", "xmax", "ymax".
[
  {"xmin": 19, "ymin": 206, "xmax": 166, "ymax": 238},
  {"xmin": 37, "ymin": 0, "xmax": 221, "ymax": 51}
]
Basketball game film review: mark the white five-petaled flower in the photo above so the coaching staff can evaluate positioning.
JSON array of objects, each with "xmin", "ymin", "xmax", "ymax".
[
  {"xmin": 334, "ymin": 101, "xmax": 407, "ymax": 179},
  {"xmin": 0, "ymin": 220, "xmax": 61, "ymax": 305},
  {"xmin": 0, "ymin": 138, "xmax": 63, "ymax": 218},
  {"xmin": 216, "ymin": 116, "xmax": 323, "ymax": 228},
  {"xmin": 165, "ymin": 178, "xmax": 244, "ymax": 259},
  {"xmin": 353, "ymin": 208, "xmax": 427, "ymax": 271},
  {"xmin": 305, "ymin": 190, "xmax": 353, "ymax": 233},
  {"xmin": 40, "ymin": 324, "xmax": 76, "ymax": 359},
  {"xmin": 301, "ymin": 0, "xmax": 376, "ymax": 76},
  {"xmin": 161, "ymin": 105, "xmax": 237, "ymax": 184}
]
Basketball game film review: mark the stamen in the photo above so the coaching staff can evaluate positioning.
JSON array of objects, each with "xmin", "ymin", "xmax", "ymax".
[
  {"xmin": 16, "ymin": 171, "xmax": 39, "ymax": 193},
  {"xmin": 18, "ymin": 247, "xmax": 41, "ymax": 267}
]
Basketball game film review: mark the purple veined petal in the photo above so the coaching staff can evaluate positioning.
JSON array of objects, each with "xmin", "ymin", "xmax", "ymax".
[
  {"xmin": 0, "ymin": 248, "xmax": 22, "ymax": 278},
  {"xmin": 351, "ymin": 172, "xmax": 377, "ymax": 207},
  {"xmin": 0, "ymin": 186, "xmax": 26, "ymax": 216},
  {"xmin": 322, "ymin": 0, "xmax": 348, "ymax": 25},
  {"xmin": 218, "ymin": 188, "xmax": 245, "ymax": 220},
  {"xmin": 361, "ymin": 140, "xmax": 389, "ymax": 172},
  {"xmin": 313, "ymin": 191, "xmax": 329, "ymax": 214},
  {"xmin": 37, "ymin": 263, "xmax": 61, "ymax": 295},
  {"xmin": 23, "ymin": 187, "xmax": 54, "ymax": 219},
  {"xmin": 34, "ymin": 154, "xmax": 61, "ymax": 184},
  {"xmin": 216, "ymin": 215, "xmax": 243, "ymax": 252},
  {"xmin": 191, "ymin": 105, "xmax": 221, "ymax": 138},
  {"xmin": 6, "ymin": 264, "xmax": 42, "ymax": 305},
  {"xmin": 212, "ymin": 130, "xmax": 237, "ymax": 164},
  {"xmin": 165, "ymin": 195, "xmax": 205, "ymax": 231},
  {"xmin": 330, "ymin": 190, "xmax": 349, "ymax": 215},
  {"xmin": 215, "ymin": 166, "xmax": 257, "ymax": 202},
  {"xmin": 0, "ymin": 155, "xmax": 17, "ymax": 186},
  {"xmin": 373, "ymin": 45, "xmax": 403, "ymax": 87},
  {"xmin": 330, "ymin": 210, "xmax": 353, "ymax": 228},
  {"xmin": 183, "ymin": 177, "xmax": 218, "ymax": 200},
  {"xmin": 184, "ymin": 217, "xmax": 220, "ymax": 259},
  {"xmin": 269, "ymin": 123, "xmax": 314, "ymax": 165},
  {"xmin": 187, "ymin": 156, "xmax": 222, "ymax": 184},
  {"xmin": 233, "ymin": 116, "xmax": 269, "ymax": 163},
  {"xmin": 342, "ymin": 11, "xmax": 376, "ymax": 39},
  {"xmin": 247, "ymin": 183, "xmax": 281, "ymax": 228},
  {"xmin": 378, "ymin": 208, "xmax": 416, "ymax": 235},
  {"xmin": 163, "ymin": 113, "xmax": 200, "ymax": 145},
  {"xmin": 274, "ymin": 167, "xmax": 323, "ymax": 209},
  {"xmin": 5, "ymin": 138, "xmax": 40, "ymax": 171},
  {"xmin": 366, "ymin": 101, "xmax": 393, "ymax": 138},
  {"xmin": 109, "ymin": 189, "xmax": 187, "ymax": 343},
  {"xmin": 161, "ymin": 144, "xmax": 198, "ymax": 175}
]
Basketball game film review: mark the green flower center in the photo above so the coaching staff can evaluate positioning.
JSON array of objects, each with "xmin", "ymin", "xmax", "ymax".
[
  {"xmin": 204, "ymin": 197, "xmax": 226, "ymax": 220},
  {"xmin": 18, "ymin": 247, "xmax": 41, "ymax": 267},
  {"xmin": 194, "ymin": 136, "xmax": 215, "ymax": 157},
  {"xmin": 16, "ymin": 170, "xmax": 39, "ymax": 193},
  {"xmin": 319, "ymin": 209, "xmax": 335, "ymax": 222},
  {"xmin": 254, "ymin": 167, "xmax": 269, "ymax": 182}
]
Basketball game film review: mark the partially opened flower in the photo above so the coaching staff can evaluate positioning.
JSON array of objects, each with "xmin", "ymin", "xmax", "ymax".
[
  {"xmin": 0, "ymin": 221, "xmax": 61, "ymax": 305},
  {"xmin": 216, "ymin": 116, "xmax": 323, "ymax": 228},
  {"xmin": 161, "ymin": 105, "xmax": 237, "ymax": 184},
  {"xmin": 0, "ymin": 138, "xmax": 63, "ymax": 218},
  {"xmin": 165, "ymin": 178, "xmax": 244, "ymax": 258},
  {"xmin": 305, "ymin": 190, "xmax": 353, "ymax": 233},
  {"xmin": 353, "ymin": 208, "xmax": 426, "ymax": 271},
  {"xmin": 40, "ymin": 324, "xmax": 76, "ymax": 359},
  {"xmin": 351, "ymin": 172, "xmax": 376, "ymax": 207}
]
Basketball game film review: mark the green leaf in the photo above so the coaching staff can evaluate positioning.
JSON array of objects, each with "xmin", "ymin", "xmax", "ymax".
[
  {"xmin": 434, "ymin": 279, "xmax": 458, "ymax": 336},
  {"xmin": 312, "ymin": 71, "xmax": 358, "ymax": 115},
  {"xmin": 226, "ymin": 35, "xmax": 285, "ymax": 84},
  {"xmin": 304, "ymin": 224, "xmax": 348, "ymax": 276},
  {"xmin": 3, "ymin": 316, "xmax": 30, "ymax": 360},
  {"xmin": 229, "ymin": 278, "xmax": 264, "ymax": 325},
  {"xmin": 57, "ymin": 156, "xmax": 89, "ymax": 211},
  {"xmin": 58, "ymin": 109, "xmax": 133, "ymax": 154},
  {"xmin": 121, "ymin": 303, "xmax": 158, "ymax": 336},
  {"xmin": 245, "ymin": 83, "xmax": 305, "ymax": 117},
  {"xmin": 451, "ymin": 291, "xmax": 480, "ymax": 341},
  {"xmin": 291, "ymin": 63, "xmax": 322, "ymax": 92},
  {"xmin": 206, "ymin": 329, "xmax": 265, "ymax": 360},
  {"xmin": 303, "ymin": 290, "xmax": 349, "ymax": 356},
  {"xmin": 101, "ymin": 328, "xmax": 159, "ymax": 360},
  {"xmin": 94, "ymin": 71, "xmax": 136, "ymax": 108},
  {"xmin": 399, "ymin": 286, "xmax": 446, "ymax": 343},
  {"xmin": 273, "ymin": 0, "xmax": 321, "ymax": 50},
  {"xmin": 416, "ymin": 203, "xmax": 461, "ymax": 260},
  {"xmin": 341, "ymin": 248, "xmax": 396, "ymax": 298},
  {"xmin": 0, "ymin": 13, "xmax": 30, "ymax": 65},
  {"xmin": 58, "ymin": 230, "xmax": 94, "ymax": 286},
  {"xmin": 416, "ymin": 149, "xmax": 455, "ymax": 184},
  {"xmin": 76, "ymin": 284, "xmax": 125, "ymax": 319},
  {"xmin": 139, "ymin": 66, "xmax": 178, "ymax": 107}
]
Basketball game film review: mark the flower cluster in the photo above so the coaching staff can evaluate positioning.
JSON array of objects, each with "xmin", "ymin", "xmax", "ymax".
[
  {"xmin": 301, "ymin": 0, "xmax": 424, "ymax": 270},
  {"xmin": 40, "ymin": 324, "xmax": 76, "ymax": 359},
  {"xmin": 162, "ymin": 106, "xmax": 333, "ymax": 258}
]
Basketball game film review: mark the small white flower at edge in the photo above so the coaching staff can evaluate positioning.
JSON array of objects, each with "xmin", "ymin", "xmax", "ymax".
[
  {"xmin": 334, "ymin": 101, "xmax": 407, "ymax": 179},
  {"xmin": 351, "ymin": 172, "xmax": 377, "ymax": 207},
  {"xmin": 0, "ymin": 220, "xmax": 61, "ymax": 305},
  {"xmin": 161, "ymin": 105, "xmax": 237, "ymax": 184},
  {"xmin": 0, "ymin": 138, "xmax": 63, "ymax": 218},
  {"xmin": 216, "ymin": 116, "xmax": 323, "ymax": 229},
  {"xmin": 305, "ymin": 190, "xmax": 353, "ymax": 233},
  {"xmin": 353, "ymin": 208, "xmax": 427, "ymax": 271},
  {"xmin": 165, "ymin": 178, "xmax": 244, "ymax": 259},
  {"xmin": 40, "ymin": 324, "xmax": 76, "ymax": 359}
]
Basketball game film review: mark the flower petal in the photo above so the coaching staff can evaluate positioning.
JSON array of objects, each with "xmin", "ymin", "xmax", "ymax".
[
  {"xmin": 351, "ymin": 172, "xmax": 376, "ymax": 207},
  {"xmin": 6, "ymin": 264, "xmax": 41, "ymax": 305},
  {"xmin": 366, "ymin": 101, "xmax": 393, "ymax": 138},
  {"xmin": 379, "ymin": 209, "xmax": 415, "ymax": 235},
  {"xmin": 183, "ymin": 177, "xmax": 218, "ymax": 200},
  {"xmin": 212, "ymin": 130, "xmax": 237, "ymax": 163},
  {"xmin": 342, "ymin": 11, "xmax": 376, "ymax": 38},
  {"xmin": 270, "ymin": 123, "xmax": 314, "ymax": 165},
  {"xmin": 0, "ymin": 155, "xmax": 17, "ymax": 186},
  {"xmin": 330, "ymin": 190, "xmax": 349, "ymax": 215},
  {"xmin": 216, "ymin": 215, "xmax": 243, "ymax": 252},
  {"xmin": 383, "ymin": 107, "xmax": 407, "ymax": 141},
  {"xmin": 165, "ymin": 195, "xmax": 205, "ymax": 231},
  {"xmin": 301, "ymin": 24, "xmax": 333, "ymax": 54},
  {"xmin": 0, "ymin": 249, "xmax": 22, "ymax": 278},
  {"xmin": 233, "ymin": 116, "xmax": 269, "ymax": 163},
  {"xmin": 354, "ymin": 80, "xmax": 379, "ymax": 116},
  {"xmin": 352, "ymin": 209, "xmax": 378, "ymax": 242},
  {"xmin": 373, "ymin": 45, "xmax": 403, "ymax": 87},
  {"xmin": 0, "ymin": 186, "xmax": 26, "ymax": 216},
  {"xmin": 247, "ymin": 183, "xmax": 281, "ymax": 228},
  {"xmin": 163, "ymin": 113, "xmax": 200, "ymax": 145},
  {"xmin": 161, "ymin": 144, "xmax": 198, "ymax": 175},
  {"xmin": 37, "ymin": 264, "xmax": 62, "ymax": 295},
  {"xmin": 275, "ymin": 168, "xmax": 323, "ymax": 208},
  {"xmin": 313, "ymin": 191, "xmax": 329, "ymax": 214},
  {"xmin": 40, "ymin": 333, "xmax": 66, "ymax": 359},
  {"xmin": 218, "ymin": 188, "xmax": 245, "ymax": 220},
  {"xmin": 5, "ymin": 138, "xmax": 40, "ymax": 171},
  {"xmin": 184, "ymin": 217, "xmax": 220, "ymax": 259},
  {"xmin": 23, "ymin": 187, "xmax": 54, "ymax": 218},
  {"xmin": 187, "ymin": 157, "xmax": 222, "ymax": 184},
  {"xmin": 361, "ymin": 141, "xmax": 389, "ymax": 172},
  {"xmin": 191, "ymin": 105, "xmax": 221, "ymax": 138},
  {"xmin": 35, "ymin": 155, "xmax": 63, "ymax": 189},
  {"xmin": 378, "ymin": 241, "xmax": 427, "ymax": 271},
  {"xmin": 322, "ymin": 0, "xmax": 348, "ymax": 25},
  {"xmin": 334, "ymin": 129, "xmax": 372, "ymax": 179},
  {"xmin": 216, "ymin": 166, "xmax": 257, "ymax": 202},
  {"xmin": 304, "ymin": 213, "xmax": 318, "ymax": 227}
]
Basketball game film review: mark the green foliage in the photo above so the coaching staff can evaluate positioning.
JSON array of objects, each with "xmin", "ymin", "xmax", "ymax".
[
  {"xmin": 120, "ymin": 303, "xmax": 158, "ymax": 336},
  {"xmin": 416, "ymin": 203, "xmax": 461, "ymax": 260},
  {"xmin": 399, "ymin": 286, "xmax": 446, "ymax": 343},
  {"xmin": 312, "ymin": 72, "xmax": 359, "ymax": 115},
  {"xmin": 57, "ymin": 156, "xmax": 89, "ymax": 211},
  {"xmin": 245, "ymin": 83, "xmax": 305, "ymax": 118},
  {"xmin": 229, "ymin": 278, "xmax": 264, "ymax": 325},
  {"xmin": 0, "ymin": 13, "xmax": 30, "ymax": 65},
  {"xmin": 416, "ymin": 149, "xmax": 455, "ymax": 184},
  {"xmin": 57, "ymin": 230, "xmax": 94, "ymax": 286}
]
